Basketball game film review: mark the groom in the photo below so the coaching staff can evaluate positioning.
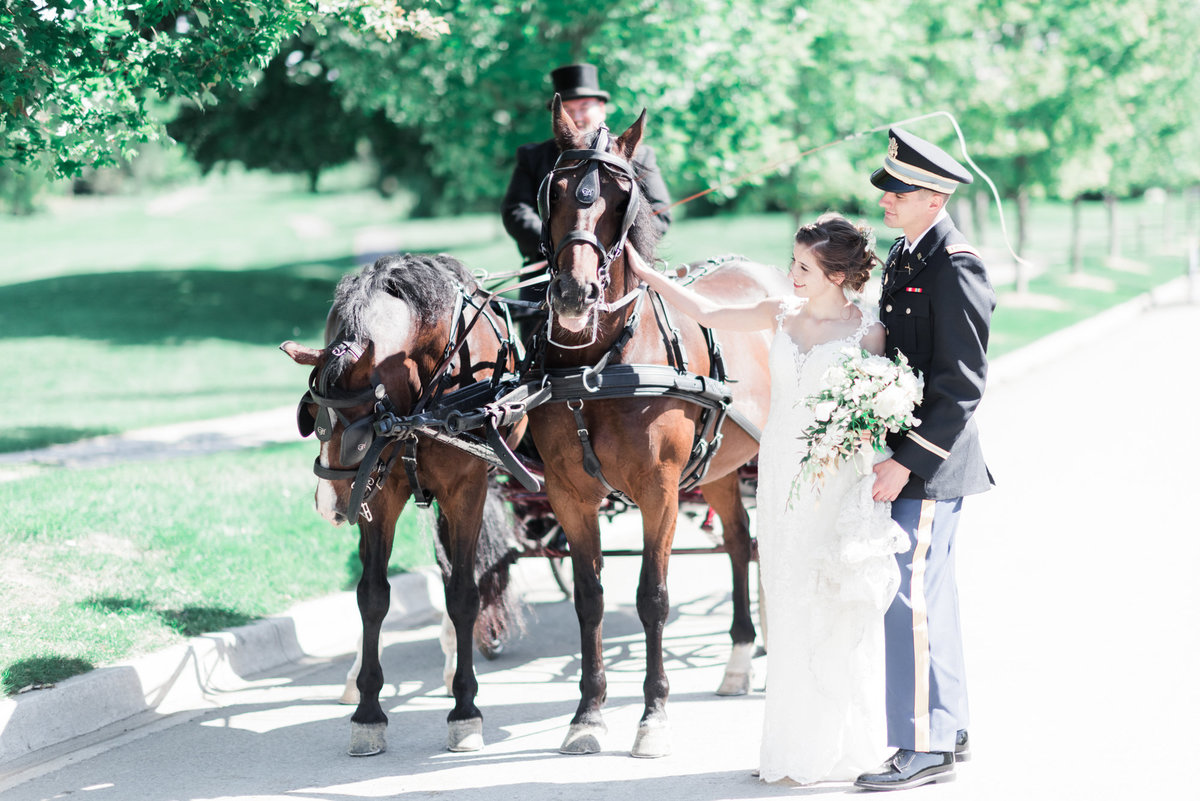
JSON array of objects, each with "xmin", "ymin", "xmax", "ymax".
[{"xmin": 858, "ymin": 128, "xmax": 996, "ymax": 791}]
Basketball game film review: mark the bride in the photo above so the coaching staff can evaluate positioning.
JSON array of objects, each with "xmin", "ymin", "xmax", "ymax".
[{"xmin": 628, "ymin": 213, "xmax": 906, "ymax": 784}]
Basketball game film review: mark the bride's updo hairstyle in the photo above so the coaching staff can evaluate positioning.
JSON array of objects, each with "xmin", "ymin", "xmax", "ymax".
[{"xmin": 793, "ymin": 213, "xmax": 882, "ymax": 292}]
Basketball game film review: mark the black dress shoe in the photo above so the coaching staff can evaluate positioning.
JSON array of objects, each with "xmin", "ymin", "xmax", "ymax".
[
  {"xmin": 954, "ymin": 729, "xmax": 971, "ymax": 763},
  {"xmin": 855, "ymin": 749, "xmax": 955, "ymax": 791}
]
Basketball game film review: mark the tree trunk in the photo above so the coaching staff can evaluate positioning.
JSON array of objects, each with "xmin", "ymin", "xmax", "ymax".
[
  {"xmin": 1015, "ymin": 189, "xmax": 1030, "ymax": 293},
  {"xmin": 307, "ymin": 168, "xmax": 321, "ymax": 194},
  {"xmin": 1070, "ymin": 195, "xmax": 1083, "ymax": 274},
  {"xmin": 1163, "ymin": 190, "xmax": 1173, "ymax": 244},
  {"xmin": 1105, "ymin": 192, "xmax": 1119, "ymax": 262},
  {"xmin": 954, "ymin": 195, "xmax": 974, "ymax": 242},
  {"xmin": 973, "ymin": 190, "xmax": 988, "ymax": 247}
]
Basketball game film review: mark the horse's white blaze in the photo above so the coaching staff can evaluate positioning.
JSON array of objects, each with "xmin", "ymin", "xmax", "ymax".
[{"xmin": 315, "ymin": 441, "xmax": 342, "ymax": 525}]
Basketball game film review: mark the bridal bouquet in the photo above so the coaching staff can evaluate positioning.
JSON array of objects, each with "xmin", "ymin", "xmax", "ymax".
[{"xmin": 792, "ymin": 347, "xmax": 924, "ymax": 495}]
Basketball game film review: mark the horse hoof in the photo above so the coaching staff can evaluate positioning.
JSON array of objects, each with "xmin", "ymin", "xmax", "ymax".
[
  {"xmin": 559, "ymin": 723, "xmax": 606, "ymax": 754},
  {"xmin": 348, "ymin": 722, "xmax": 387, "ymax": 756},
  {"xmin": 716, "ymin": 642, "xmax": 756, "ymax": 696},
  {"xmin": 339, "ymin": 680, "xmax": 360, "ymax": 705},
  {"xmin": 716, "ymin": 672, "xmax": 751, "ymax": 696},
  {"xmin": 448, "ymin": 718, "xmax": 484, "ymax": 752},
  {"xmin": 631, "ymin": 721, "xmax": 671, "ymax": 758},
  {"xmin": 478, "ymin": 638, "xmax": 504, "ymax": 660}
]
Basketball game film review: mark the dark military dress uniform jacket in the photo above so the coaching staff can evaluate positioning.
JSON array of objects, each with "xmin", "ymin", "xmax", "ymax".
[
  {"xmin": 881, "ymin": 216, "xmax": 996, "ymax": 500},
  {"xmin": 501, "ymin": 138, "xmax": 673, "ymax": 264}
]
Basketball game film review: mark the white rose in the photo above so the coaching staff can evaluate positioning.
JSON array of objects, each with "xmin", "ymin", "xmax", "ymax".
[
  {"xmin": 812, "ymin": 400, "xmax": 837, "ymax": 422},
  {"xmin": 898, "ymin": 369, "xmax": 923, "ymax": 400},
  {"xmin": 822, "ymin": 365, "xmax": 848, "ymax": 389},
  {"xmin": 860, "ymin": 355, "xmax": 893, "ymax": 378},
  {"xmin": 873, "ymin": 384, "xmax": 914, "ymax": 420}
]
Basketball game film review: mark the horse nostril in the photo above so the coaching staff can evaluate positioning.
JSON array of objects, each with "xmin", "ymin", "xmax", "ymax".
[{"xmin": 584, "ymin": 282, "xmax": 601, "ymax": 304}]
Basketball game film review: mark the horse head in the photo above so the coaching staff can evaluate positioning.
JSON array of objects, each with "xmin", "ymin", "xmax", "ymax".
[
  {"xmin": 281, "ymin": 255, "xmax": 467, "ymax": 525},
  {"xmin": 542, "ymin": 95, "xmax": 650, "ymax": 339}
]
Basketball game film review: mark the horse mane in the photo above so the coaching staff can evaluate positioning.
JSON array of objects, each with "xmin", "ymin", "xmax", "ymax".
[
  {"xmin": 321, "ymin": 253, "xmax": 475, "ymax": 390},
  {"xmin": 626, "ymin": 180, "xmax": 662, "ymax": 266}
]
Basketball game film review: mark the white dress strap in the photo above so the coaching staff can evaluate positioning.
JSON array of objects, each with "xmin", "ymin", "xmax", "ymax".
[
  {"xmin": 849, "ymin": 301, "xmax": 877, "ymax": 347},
  {"xmin": 775, "ymin": 296, "xmax": 803, "ymax": 329}
]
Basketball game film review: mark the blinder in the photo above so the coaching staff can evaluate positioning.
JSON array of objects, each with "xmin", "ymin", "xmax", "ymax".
[
  {"xmin": 296, "ymin": 392, "xmax": 316, "ymax": 437},
  {"xmin": 339, "ymin": 415, "xmax": 376, "ymax": 466}
]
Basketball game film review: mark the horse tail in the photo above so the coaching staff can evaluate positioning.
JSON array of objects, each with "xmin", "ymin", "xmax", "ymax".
[
  {"xmin": 431, "ymin": 477, "xmax": 525, "ymax": 658},
  {"xmin": 472, "ymin": 477, "xmax": 525, "ymax": 657}
]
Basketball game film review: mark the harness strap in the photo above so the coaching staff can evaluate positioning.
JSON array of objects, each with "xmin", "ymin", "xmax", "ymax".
[
  {"xmin": 401, "ymin": 436, "xmax": 435, "ymax": 508},
  {"xmin": 648, "ymin": 289, "xmax": 688, "ymax": 373},
  {"xmin": 343, "ymin": 433, "xmax": 398, "ymax": 524},
  {"xmin": 703, "ymin": 325, "xmax": 727, "ymax": 382},
  {"xmin": 566, "ymin": 397, "xmax": 624, "ymax": 499}
]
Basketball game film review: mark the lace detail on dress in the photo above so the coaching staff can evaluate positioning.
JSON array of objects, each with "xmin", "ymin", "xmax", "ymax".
[{"xmin": 755, "ymin": 292, "xmax": 902, "ymax": 785}]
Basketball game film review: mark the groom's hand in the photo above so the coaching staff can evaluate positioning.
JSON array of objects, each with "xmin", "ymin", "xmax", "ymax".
[{"xmin": 872, "ymin": 459, "xmax": 911, "ymax": 502}]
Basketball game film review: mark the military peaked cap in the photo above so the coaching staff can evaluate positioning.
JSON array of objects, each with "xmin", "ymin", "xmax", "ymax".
[{"xmin": 871, "ymin": 127, "xmax": 973, "ymax": 194}]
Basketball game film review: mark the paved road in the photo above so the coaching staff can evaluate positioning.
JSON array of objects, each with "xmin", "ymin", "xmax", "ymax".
[{"xmin": 3, "ymin": 296, "xmax": 1199, "ymax": 800}]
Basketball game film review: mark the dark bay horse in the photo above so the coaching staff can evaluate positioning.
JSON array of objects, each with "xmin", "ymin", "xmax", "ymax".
[
  {"xmin": 281, "ymin": 253, "xmax": 523, "ymax": 756},
  {"xmin": 527, "ymin": 98, "xmax": 790, "ymax": 757}
]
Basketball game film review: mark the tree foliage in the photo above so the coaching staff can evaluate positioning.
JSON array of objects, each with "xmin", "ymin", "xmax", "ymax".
[
  {"xmin": 168, "ymin": 34, "xmax": 365, "ymax": 193},
  {"xmin": 0, "ymin": 0, "xmax": 447, "ymax": 176},
  {"xmin": 4, "ymin": 0, "xmax": 1198, "ymax": 223}
]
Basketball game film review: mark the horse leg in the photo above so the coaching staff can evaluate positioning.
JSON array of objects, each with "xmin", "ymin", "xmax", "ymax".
[
  {"xmin": 700, "ymin": 472, "xmax": 757, "ymax": 696},
  {"xmin": 348, "ymin": 513, "xmax": 396, "ymax": 756},
  {"xmin": 555, "ymin": 506, "xmax": 608, "ymax": 755},
  {"xmin": 630, "ymin": 488, "xmax": 679, "ymax": 758},
  {"xmin": 437, "ymin": 486, "xmax": 487, "ymax": 752}
]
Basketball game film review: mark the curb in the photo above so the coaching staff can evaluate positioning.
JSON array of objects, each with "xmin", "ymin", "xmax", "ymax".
[{"xmin": 0, "ymin": 568, "xmax": 443, "ymax": 771}]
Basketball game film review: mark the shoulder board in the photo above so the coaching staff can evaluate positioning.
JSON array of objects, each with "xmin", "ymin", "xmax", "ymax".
[{"xmin": 945, "ymin": 243, "xmax": 980, "ymax": 259}]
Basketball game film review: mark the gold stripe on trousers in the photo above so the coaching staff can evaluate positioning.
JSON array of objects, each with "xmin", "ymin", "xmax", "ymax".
[{"xmin": 911, "ymin": 499, "xmax": 937, "ymax": 751}]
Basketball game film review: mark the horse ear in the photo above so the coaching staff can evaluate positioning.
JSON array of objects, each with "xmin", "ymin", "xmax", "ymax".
[
  {"xmin": 280, "ymin": 341, "xmax": 322, "ymax": 366},
  {"xmin": 551, "ymin": 94, "xmax": 579, "ymax": 150},
  {"xmin": 616, "ymin": 108, "xmax": 646, "ymax": 160}
]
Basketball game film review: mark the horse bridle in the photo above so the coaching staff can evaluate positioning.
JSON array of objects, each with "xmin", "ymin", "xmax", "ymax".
[
  {"xmin": 295, "ymin": 342, "xmax": 397, "ymax": 523},
  {"xmin": 295, "ymin": 284, "xmax": 518, "ymax": 524},
  {"xmin": 537, "ymin": 125, "xmax": 643, "ymax": 288}
]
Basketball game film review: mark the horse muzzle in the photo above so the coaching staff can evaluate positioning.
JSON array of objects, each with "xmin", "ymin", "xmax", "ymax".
[{"xmin": 548, "ymin": 273, "xmax": 602, "ymax": 325}]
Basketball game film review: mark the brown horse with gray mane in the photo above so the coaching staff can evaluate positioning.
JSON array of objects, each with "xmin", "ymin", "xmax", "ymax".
[
  {"xmin": 526, "ymin": 97, "xmax": 789, "ymax": 757},
  {"xmin": 281, "ymin": 253, "xmax": 523, "ymax": 756}
]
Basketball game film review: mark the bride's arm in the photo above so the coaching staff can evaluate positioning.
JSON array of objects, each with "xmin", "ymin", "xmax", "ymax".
[{"xmin": 627, "ymin": 248, "xmax": 778, "ymax": 332}]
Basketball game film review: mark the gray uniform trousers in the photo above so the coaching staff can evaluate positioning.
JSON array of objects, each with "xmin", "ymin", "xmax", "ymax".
[{"xmin": 884, "ymin": 497, "xmax": 969, "ymax": 753}]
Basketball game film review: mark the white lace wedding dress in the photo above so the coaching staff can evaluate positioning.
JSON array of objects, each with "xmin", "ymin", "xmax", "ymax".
[{"xmin": 756, "ymin": 295, "xmax": 907, "ymax": 784}]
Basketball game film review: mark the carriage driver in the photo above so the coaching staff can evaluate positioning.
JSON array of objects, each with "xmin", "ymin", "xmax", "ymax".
[
  {"xmin": 501, "ymin": 63, "xmax": 674, "ymax": 334},
  {"xmin": 856, "ymin": 128, "xmax": 996, "ymax": 791}
]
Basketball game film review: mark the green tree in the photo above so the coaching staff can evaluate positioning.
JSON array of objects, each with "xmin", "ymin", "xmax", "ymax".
[
  {"xmin": 0, "ymin": 0, "xmax": 446, "ymax": 178},
  {"xmin": 320, "ymin": 0, "xmax": 804, "ymax": 213},
  {"xmin": 168, "ymin": 35, "xmax": 365, "ymax": 193}
]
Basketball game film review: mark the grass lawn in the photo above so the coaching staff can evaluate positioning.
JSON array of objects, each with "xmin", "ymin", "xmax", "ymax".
[
  {"xmin": 0, "ymin": 441, "xmax": 433, "ymax": 694},
  {"xmin": 1, "ymin": 173, "xmax": 1194, "ymax": 693}
]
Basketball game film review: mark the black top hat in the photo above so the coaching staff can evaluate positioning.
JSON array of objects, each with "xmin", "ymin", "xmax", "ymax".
[
  {"xmin": 547, "ymin": 63, "xmax": 610, "ymax": 108},
  {"xmin": 870, "ymin": 127, "xmax": 972, "ymax": 194}
]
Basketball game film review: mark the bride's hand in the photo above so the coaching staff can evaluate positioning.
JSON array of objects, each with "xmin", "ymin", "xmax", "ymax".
[{"xmin": 626, "ymin": 248, "xmax": 652, "ymax": 279}]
